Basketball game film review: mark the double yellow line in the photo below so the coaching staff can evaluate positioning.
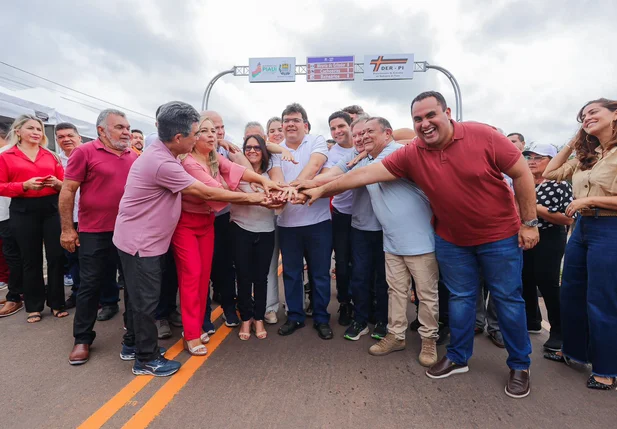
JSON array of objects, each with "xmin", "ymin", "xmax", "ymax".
[{"xmin": 78, "ymin": 306, "xmax": 231, "ymax": 429}]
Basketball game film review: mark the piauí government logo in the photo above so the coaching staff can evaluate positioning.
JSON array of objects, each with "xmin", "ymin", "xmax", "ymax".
[
  {"xmin": 279, "ymin": 63, "xmax": 291, "ymax": 75},
  {"xmin": 251, "ymin": 62, "xmax": 262, "ymax": 78}
]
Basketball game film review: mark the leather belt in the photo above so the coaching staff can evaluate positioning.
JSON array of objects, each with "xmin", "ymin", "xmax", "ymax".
[{"xmin": 579, "ymin": 208, "xmax": 617, "ymax": 217}]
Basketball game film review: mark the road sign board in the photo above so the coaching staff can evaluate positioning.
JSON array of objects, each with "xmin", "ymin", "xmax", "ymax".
[
  {"xmin": 306, "ymin": 56, "xmax": 355, "ymax": 82},
  {"xmin": 363, "ymin": 54, "xmax": 414, "ymax": 80},
  {"xmin": 249, "ymin": 57, "xmax": 296, "ymax": 83}
]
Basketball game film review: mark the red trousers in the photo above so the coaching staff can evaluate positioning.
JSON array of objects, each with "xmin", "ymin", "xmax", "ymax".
[
  {"xmin": 171, "ymin": 211, "xmax": 215, "ymax": 341},
  {"xmin": 0, "ymin": 238, "xmax": 8, "ymax": 283}
]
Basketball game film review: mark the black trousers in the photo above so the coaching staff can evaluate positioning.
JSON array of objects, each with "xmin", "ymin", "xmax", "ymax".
[
  {"xmin": 522, "ymin": 226, "xmax": 566, "ymax": 333},
  {"xmin": 0, "ymin": 219, "xmax": 23, "ymax": 302},
  {"xmin": 332, "ymin": 208, "xmax": 352, "ymax": 304},
  {"xmin": 9, "ymin": 195, "xmax": 64, "ymax": 312},
  {"xmin": 73, "ymin": 232, "xmax": 121, "ymax": 345},
  {"xmin": 231, "ymin": 222, "xmax": 275, "ymax": 321},
  {"xmin": 154, "ymin": 250, "xmax": 178, "ymax": 320},
  {"xmin": 211, "ymin": 212, "xmax": 237, "ymax": 314},
  {"xmin": 119, "ymin": 249, "xmax": 163, "ymax": 362}
]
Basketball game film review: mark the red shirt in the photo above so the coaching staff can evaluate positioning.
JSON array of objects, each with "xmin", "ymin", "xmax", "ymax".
[
  {"xmin": 64, "ymin": 139, "xmax": 138, "ymax": 233},
  {"xmin": 0, "ymin": 145, "xmax": 64, "ymax": 198},
  {"xmin": 381, "ymin": 121, "xmax": 521, "ymax": 246}
]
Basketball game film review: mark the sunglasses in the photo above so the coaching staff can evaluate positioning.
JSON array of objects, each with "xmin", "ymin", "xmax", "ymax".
[{"xmin": 244, "ymin": 145, "xmax": 262, "ymax": 153}]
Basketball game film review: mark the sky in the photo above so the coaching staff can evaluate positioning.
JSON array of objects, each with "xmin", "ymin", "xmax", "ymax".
[{"xmin": 1, "ymin": 0, "xmax": 615, "ymax": 147}]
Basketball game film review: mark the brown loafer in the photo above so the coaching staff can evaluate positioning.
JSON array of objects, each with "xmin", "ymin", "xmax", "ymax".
[
  {"xmin": 0, "ymin": 301, "xmax": 23, "ymax": 317},
  {"xmin": 505, "ymin": 369, "xmax": 530, "ymax": 398},
  {"xmin": 426, "ymin": 356, "xmax": 469, "ymax": 379},
  {"xmin": 69, "ymin": 344, "xmax": 90, "ymax": 366}
]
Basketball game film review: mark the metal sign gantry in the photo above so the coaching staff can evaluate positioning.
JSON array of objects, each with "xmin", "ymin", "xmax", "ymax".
[{"xmin": 201, "ymin": 61, "xmax": 463, "ymax": 122}]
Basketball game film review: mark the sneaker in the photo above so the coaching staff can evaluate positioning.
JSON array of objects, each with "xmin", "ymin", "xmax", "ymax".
[
  {"xmin": 132, "ymin": 356, "xmax": 181, "ymax": 377},
  {"xmin": 343, "ymin": 321, "xmax": 369, "ymax": 341},
  {"xmin": 543, "ymin": 331, "xmax": 562, "ymax": 352},
  {"xmin": 314, "ymin": 323, "xmax": 334, "ymax": 340},
  {"xmin": 371, "ymin": 322, "xmax": 388, "ymax": 340},
  {"xmin": 528, "ymin": 322, "xmax": 543, "ymax": 334},
  {"xmin": 338, "ymin": 303, "xmax": 353, "ymax": 326},
  {"xmin": 489, "ymin": 330, "xmax": 505, "ymax": 348},
  {"xmin": 264, "ymin": 311, "xmax": 278, "ymax": 325},
  {"xmin": 409, "ymin": 318, "xmax": 421, "ymax": 331},
  {"xmin": 419, "ymin": 338, "xmax": 438, "ymax": 367},
  {"xmin": 505, "ymin": 369, "xmax": 530, "ymax": 399},
  {"xmin": 278, "ymin": 320, "xmax": 305, "ymax": 336},
  {"xmin": 120, "ymin": 343, "xmax": 167, "ymax": 361},
  {"xmin": 224, "ymin": 310, "xmax": 240, "ymax": 327},
  {"xmin": 426, "ymin": 356, "xmax": 469, "ymax": 379},
  {"xmin": 0, "ymin": 282, "xmax": 7, "ymax": 290},
  {"xmin": 368, "ymin": 333, "xmax": 406, "ymax": 356},
  {"xmin": 97, "ymin": 304, "xmax": 119, "ymax": 321},
  {"xmin": 202, "ymin": 319, "xmax": 216, "ymax": 335},
  {"xmin": 64, "ymin": 275, "xmax": 74, "ymax": 287},
  {"xmin": 156, "ymin": 319, "xmax": 172, "ymax": 339},
  {"xmin": 436, "ymin": 323, "xmax": 450, "ymax": 346},
  {"xmin": 169, "ymin": 310, "xmax": 183, "ymax": 327}
]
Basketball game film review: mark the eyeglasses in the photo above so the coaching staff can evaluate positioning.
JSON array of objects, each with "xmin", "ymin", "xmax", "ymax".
[
  {"xmin": 244, "ymin": 145, "xmax": 262, "ymax": 152},
  {"xmin": 525, "ymin": 155, "xmax": 548, "ymax": 161},
  {"xmin": 283, "ymin": 118, "xmax": 304, "ymax": 124}
]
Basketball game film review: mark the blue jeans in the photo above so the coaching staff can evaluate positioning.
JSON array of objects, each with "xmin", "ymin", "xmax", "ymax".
[
  {"xmin": 561, "ymin": 216, "xmax": 617, "ymax": 377},
  {"xmin": 279, "ymin": 220, "xmax": 332, "ymax": 324},
  {"xmin": 350, "ymin": 228, "xmax": 387, "ymax": 325},
  {"xmin": 332, "ymin": 209, "xmax": 352, "ymax": 304},
  {"xmin": 436, "ymin": 234, "xmax": 531, "ymax": 370}
]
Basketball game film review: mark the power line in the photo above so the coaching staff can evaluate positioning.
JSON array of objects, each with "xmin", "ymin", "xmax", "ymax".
[{"xmin": 0, "ymin": 61, "xmax": 155, "ymax": 120}]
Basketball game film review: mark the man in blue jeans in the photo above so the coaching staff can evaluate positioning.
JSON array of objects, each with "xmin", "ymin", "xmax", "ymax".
[
  {"xmin": 302, "ymin": 91, "xmax": 539, "ymax": 399},
  {"xmin": 270, "ymin": 103, "xmax": 333, "ymax": 340}
]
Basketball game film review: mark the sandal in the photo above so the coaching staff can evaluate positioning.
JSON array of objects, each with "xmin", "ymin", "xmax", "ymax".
[
  {"xmin": 587, "ymin": 375, "xmax": 616, "ymax": 390},
  {"xmin": 200, "ymin": 332, "xmax": 210, "ymax": 344},
  {"xmin": 238, "ymin": 320, "xmax": 252, "ymax": 341},
  {"xmin": 254, "ymin": 320, "xmax": 267, "ymax": 340},
  {"xmin": 51, "ymin": 309, "xmax": 69, "ymax": 318},
  {"xmin": 27, "ymin": 312, "xmax": 42, "ymax": 323},
  {"xmin": 183, "ymin": 338, "xmax": 208, "ymax": 356}
]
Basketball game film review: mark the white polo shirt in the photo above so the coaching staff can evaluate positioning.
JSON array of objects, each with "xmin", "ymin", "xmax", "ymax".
[
  {"xmin": 59, "ymin": 151, "xmax": 80, "ymax": 223},
  {"xmin": 273, "ymin": 134, "xmax": 331, "ymax": 228},
  {"xmin": 325, "ymin": 144, "xmax": 355, "ymax": 214}
]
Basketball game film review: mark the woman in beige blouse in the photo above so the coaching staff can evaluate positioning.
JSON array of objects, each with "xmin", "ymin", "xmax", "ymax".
[{"xmin": 543, "ymin": 98, "xmax": 617, "ymax": 390}]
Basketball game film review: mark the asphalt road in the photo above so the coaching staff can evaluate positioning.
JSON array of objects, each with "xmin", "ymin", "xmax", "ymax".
[{"xmin": 0, "ymin": 278, "xmax": 615, "ymax": 429}]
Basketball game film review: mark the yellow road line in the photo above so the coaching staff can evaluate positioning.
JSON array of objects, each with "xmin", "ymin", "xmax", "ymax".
[
  {"xmin": 78, "ymin": 306, "xmax": 223, "ymax": 429},
  {"xmin": 121, "ymin": 325, "xmax": 233, "ymax": 428}
]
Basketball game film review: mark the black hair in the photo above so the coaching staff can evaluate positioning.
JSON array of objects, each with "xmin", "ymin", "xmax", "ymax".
[
  {"xmin": 55, "ymin": 122, "xmax": 80, "ymax": 135},
  {"xmin": 243, "ymin": 134, "xmax": 270, "ymax": 173},
  {"xmin": 281, "ymin": 102, "xmax": 308, "ymax": 123},
  {"xmin": 506, "ymin": 132, "xmax": 525, "ymax": 142},
  {"xmin": 411, "ymin": 91, "xmax": 448, "ymax": 112},
  {"xmin": 131, "ymin": 129, "xmax": 144, "ymax": 135},
  {"xmin": 328, "ymin": 111, "xmax": 352, "ymax": 126}
]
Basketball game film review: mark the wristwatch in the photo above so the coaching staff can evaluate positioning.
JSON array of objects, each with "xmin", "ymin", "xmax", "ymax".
[{"xmin": 522, "ymin": 219, "xmax": 539, "ymax": 227}]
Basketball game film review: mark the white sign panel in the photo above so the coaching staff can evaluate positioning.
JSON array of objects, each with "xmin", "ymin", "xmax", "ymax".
[
  {"xmin": 249, "ymin": 57, "xmax": 296, "ymax": 83},
  {"xmin": 363, "ymin": 54, "xmax": 414, "ymax": 81}
]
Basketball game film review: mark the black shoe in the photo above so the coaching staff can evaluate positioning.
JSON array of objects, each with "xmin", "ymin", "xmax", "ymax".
[
  {"xmin": 65, "ymin": 294, "xmax": 77, "ymax": 310},
  {"xmin": 97, "ymin": 304, "xmax": 119, "ymax": 321},
  {"xmin": 338, "ymin": 303, "xmax": 353, "ymax": 326},
  {"xmin": 278, "ymin": 320, "xmax": 305, "ymax": 336},
  {"xmin": 372, "ymin": 321, "xmax": 388, "ymax": 340},
  {"xmin": 586, "ymin": 375, "xmax": 616, "ymax": 390},
  {"xmin": 224, "ymin": 310, "xmax": 240, "ymax": 327},
  {"xmin": 436, "ymin": 323, "xmax": 450, "ymax": 346},
  {"xmin": 528, "ymin": 322, "xmax": 543, "ymax": 334},
  {"xmin": 343, "ymin": 321, "xmax": 369, "ymax": 341},
  {"xmin": 409, "ymin": 318, "xmax": 421, "ymax": 332},
  {"xmin": 543, "ymin": 331, "xmax": 562, "ymax": 351},
  {"xmin": 314, "ymin": 323, "xmax": 333, "ymax": 340}
]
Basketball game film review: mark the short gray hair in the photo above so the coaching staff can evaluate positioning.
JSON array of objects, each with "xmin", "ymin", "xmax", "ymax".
[
  {"xmin": 244, "ymin": 121, "xmax": 265, "ymax": 136},
  {"xmin": 157, "ymin": 101, "xmax": 200, "ymax": 143},
  {"xmin": 96, "ymin": 109, "xmax": 126, "ymax": 135}
]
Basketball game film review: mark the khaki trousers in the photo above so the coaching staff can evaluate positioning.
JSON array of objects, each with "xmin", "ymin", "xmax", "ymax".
[{"xmin": 385, "ymin": 252, "xmax": 439, "ymax": 340}]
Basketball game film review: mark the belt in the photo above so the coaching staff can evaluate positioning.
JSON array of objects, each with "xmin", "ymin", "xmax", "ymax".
[{"xmin": 579, "ymin": 208, "xmax": 617, "ymax": 217}]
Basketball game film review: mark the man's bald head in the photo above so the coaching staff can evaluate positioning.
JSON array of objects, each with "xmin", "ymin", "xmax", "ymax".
[{"xmin": 202, "ymin": 110, "xmax": 225, "ymax": 140}]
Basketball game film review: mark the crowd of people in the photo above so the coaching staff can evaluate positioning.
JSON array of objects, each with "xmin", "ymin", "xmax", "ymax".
[{"xmin": 0, "ymin": 91, "xmax": 615, "ymax": 397}]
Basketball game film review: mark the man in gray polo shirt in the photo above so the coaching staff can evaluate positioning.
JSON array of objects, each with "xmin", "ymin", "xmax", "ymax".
[{"xmin": 301, "ymin": 117, "xmax": 440, "ymax": 366}]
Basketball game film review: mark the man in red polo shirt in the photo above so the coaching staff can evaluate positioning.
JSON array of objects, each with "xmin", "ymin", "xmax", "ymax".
[
  {"xmin": 60, "ymin": 109, "xmax": 139, "ymax": 366},
  {"xmin": 301, "ymin": 91, "xmax": 538, "ymax": 399}
]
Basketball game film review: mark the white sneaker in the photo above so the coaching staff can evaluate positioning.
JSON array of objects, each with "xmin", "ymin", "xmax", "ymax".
[
  {"xmin": 64, "ymin": 275, "xmax": 74, "ymax": 287},
  {"xmin": 264, "ymin": 311, "xmax": 278, "ymax": 325},
  {"xmin": 0, "ymin": 282, "xmax": 7, "ymax": 290}
]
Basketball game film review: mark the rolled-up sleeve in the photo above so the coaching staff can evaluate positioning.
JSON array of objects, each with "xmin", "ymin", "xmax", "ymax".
[
  {"xmin": 544, "ymin": 159, "xmax": 577, "ymax": 182},
  {"xmin": 218, "ymin": 154, "xmax": 246, "ymax": 191}
]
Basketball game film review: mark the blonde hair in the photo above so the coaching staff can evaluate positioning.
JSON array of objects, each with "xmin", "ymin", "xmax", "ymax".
[
  {"xmin": 180, "ymin": 116, "xmax": 219, "ymax": 177},
  {"xmin": 6, "ymin": 114, "xmax": 49, "ymax": 148}
]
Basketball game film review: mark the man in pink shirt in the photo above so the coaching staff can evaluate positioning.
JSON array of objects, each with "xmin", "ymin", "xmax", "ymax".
[
  {"xmin": 60, "ymin": 110, "xmax": 139, "ymax": 366},
  {"xmin": 112, "ymin": 101, "xmax": 272, "ymax": 377}
]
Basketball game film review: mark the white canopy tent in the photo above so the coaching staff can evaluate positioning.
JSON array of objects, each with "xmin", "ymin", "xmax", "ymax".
[{"xmin": 0, "ymin": 86, "xmax": 155, "ymax": 149}]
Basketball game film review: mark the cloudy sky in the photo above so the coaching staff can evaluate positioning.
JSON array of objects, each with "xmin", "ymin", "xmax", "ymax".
[{"xmin": 2, "ymin": 0, "xmax": 615, "ymax": 146}]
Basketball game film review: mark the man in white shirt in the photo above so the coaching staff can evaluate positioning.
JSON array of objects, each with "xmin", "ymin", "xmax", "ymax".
[{"xmin": 270, "ymin": 103, "xmax": 333, "ymax": 339}]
